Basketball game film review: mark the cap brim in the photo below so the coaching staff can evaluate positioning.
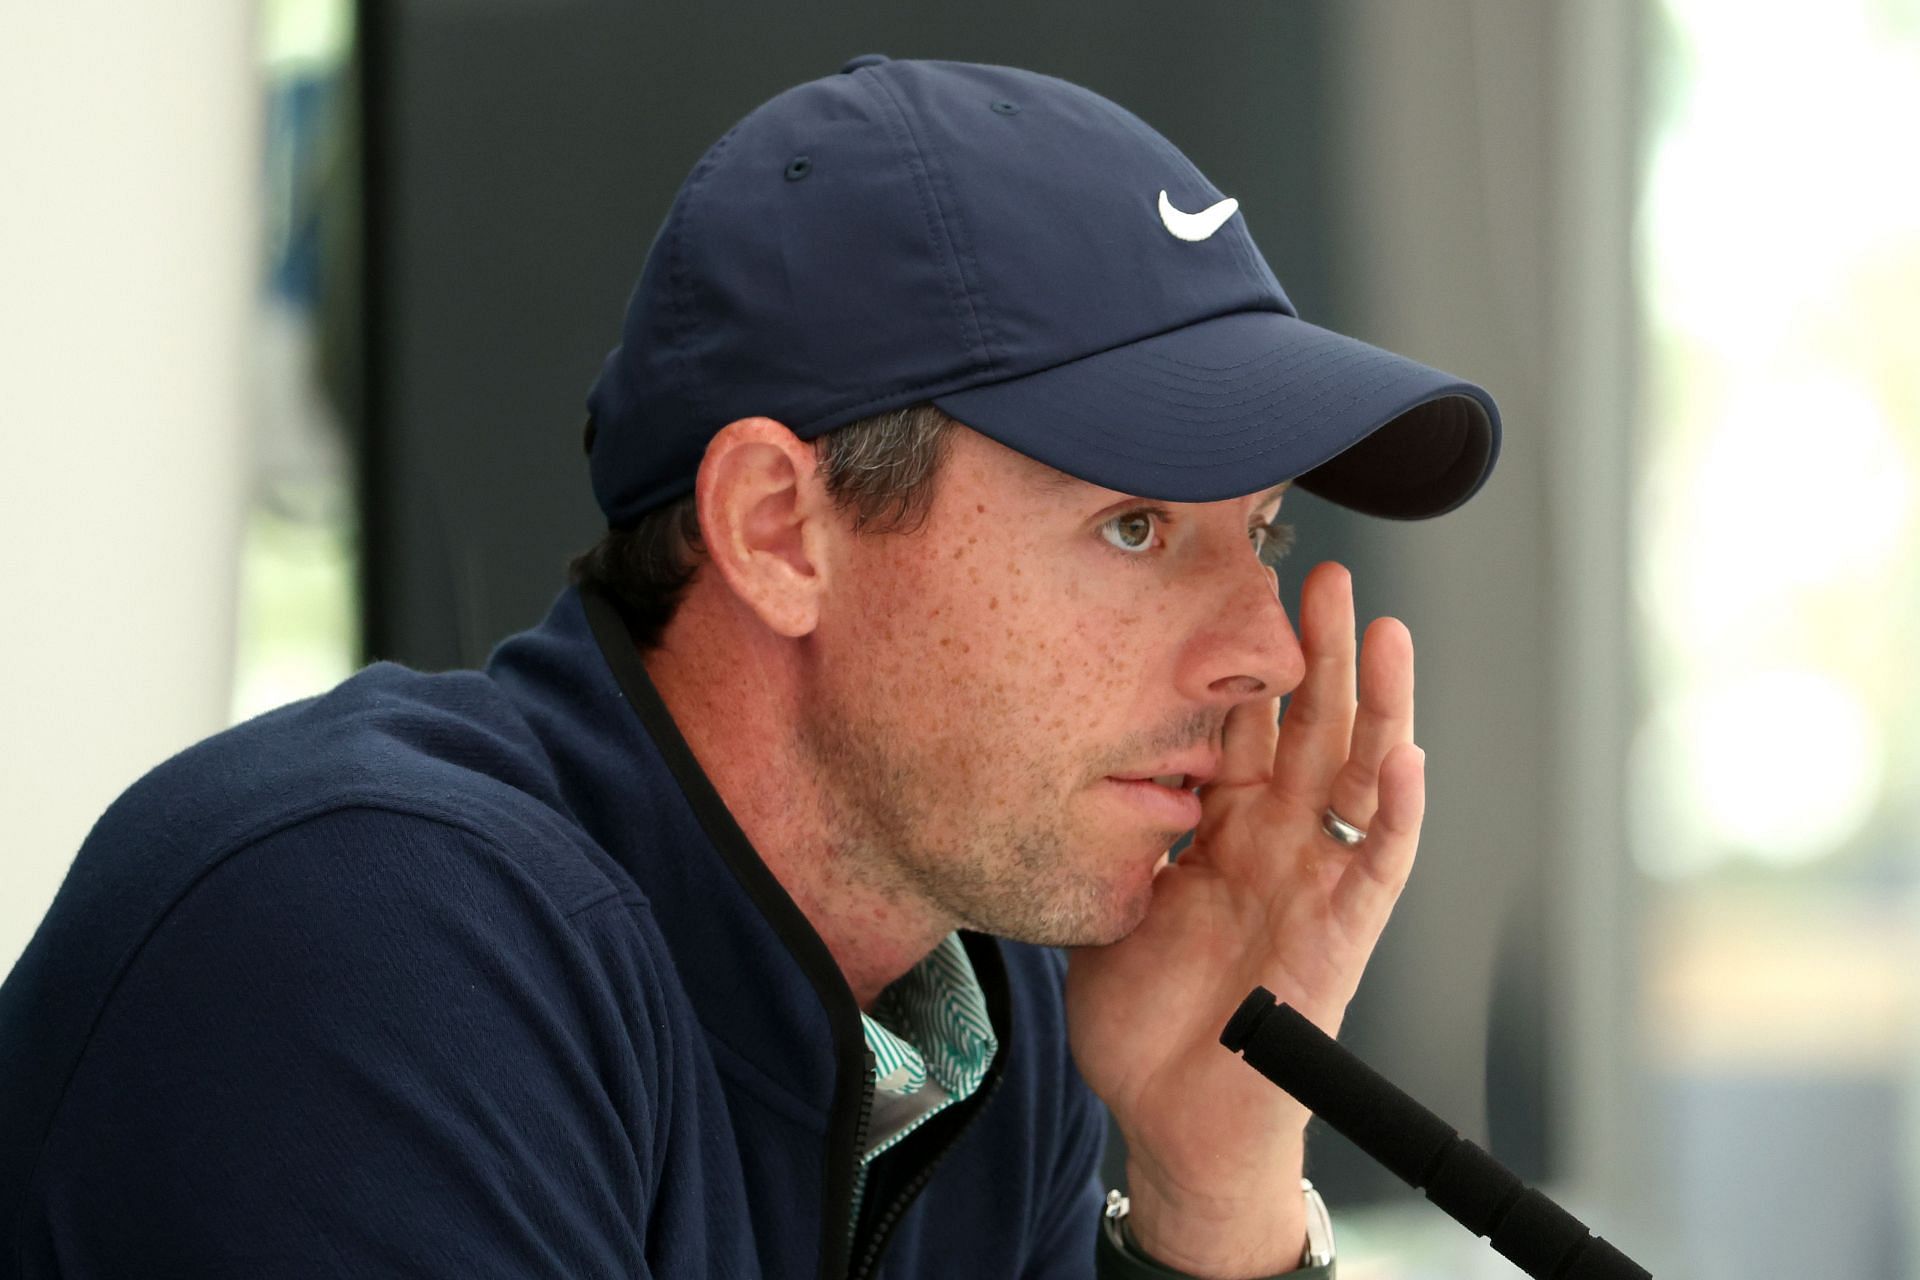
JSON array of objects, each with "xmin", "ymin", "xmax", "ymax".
[{"xmin": 932, "ymin": 310, "xmax": 1500, "ymax": 519}]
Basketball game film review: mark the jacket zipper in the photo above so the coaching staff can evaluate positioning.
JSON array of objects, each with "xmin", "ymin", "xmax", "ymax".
[
  {"xmin": 843, "ymin": 1047, "xmax": 877, "ymax": 1262},
  {"xmin": 851, "ymin": 1047, "xmax": 877, "ymax": 1158},
  {"xmin": 846, "ymin": 1072, "xmax": 1006, "ymax": 1280}
]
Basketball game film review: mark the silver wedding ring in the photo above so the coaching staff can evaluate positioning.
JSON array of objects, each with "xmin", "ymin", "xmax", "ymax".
[{"xmin": 1320, "ymin": 807, "xmax": 1367, "ymax": 847}]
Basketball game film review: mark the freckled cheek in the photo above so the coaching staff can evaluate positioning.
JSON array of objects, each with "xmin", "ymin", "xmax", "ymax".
[
  {"xmin": 1069, "ymin": 601, "xmax": 1154, "ymax": 663},
  {"xmin": 958, "ymin": 600, "xmax": 1136, "ymax": 744},
  {"xmin": 1059, "ymin": 605, "xmax": 1161, "ymax": 703},
  {"xmin": 897, "ymin": 583, "xmax": 1048, "ymax": 715}
]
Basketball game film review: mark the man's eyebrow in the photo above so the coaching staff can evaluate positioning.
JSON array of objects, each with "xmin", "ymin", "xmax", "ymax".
[{"xmin": 1023, "ymin": 464, "xmax": 1087, "ymax": 497}]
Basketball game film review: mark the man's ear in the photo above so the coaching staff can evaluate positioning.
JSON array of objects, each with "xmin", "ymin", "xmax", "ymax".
[{"xmin": 692, "ymin": 417, "xmax": 835, "ymax": 638}]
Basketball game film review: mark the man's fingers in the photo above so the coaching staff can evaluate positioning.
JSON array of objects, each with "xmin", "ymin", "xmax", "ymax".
[
  {"xmin": 1329, "ymin": 741, "xmax": 1425, "ymax": 930},
  {"xmin": 1214, "ymin": 692, "xmax": 1281, "ymax": 790},
  {"xmin": 1272, "ymin": 562, "xmax": 1356, "ymax": 805},
  {"xmin": 1324, "ymin": 617, "xmax": 1415, "ymax": 830}
]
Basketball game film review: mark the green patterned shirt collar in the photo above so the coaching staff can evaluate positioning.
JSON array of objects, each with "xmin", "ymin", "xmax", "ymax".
[{"xmin": 860, "ymin": 932, "xmax": 999, "ymax": 1154}]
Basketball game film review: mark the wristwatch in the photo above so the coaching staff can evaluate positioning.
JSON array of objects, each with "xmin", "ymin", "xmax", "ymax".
[{"xmin": 1097, "ymin": 1180, "xmax": 1335, "ymax": 1276}]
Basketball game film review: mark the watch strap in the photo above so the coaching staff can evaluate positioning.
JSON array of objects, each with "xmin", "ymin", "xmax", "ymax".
[{"xmin": 1094, "ymin": 1182, "xmax": 1335, "ymax": 1279}]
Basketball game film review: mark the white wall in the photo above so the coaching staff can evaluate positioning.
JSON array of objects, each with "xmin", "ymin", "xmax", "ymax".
[{"xmin": 0, "ymin": 3, "xmax": 257, "ymax": 972}]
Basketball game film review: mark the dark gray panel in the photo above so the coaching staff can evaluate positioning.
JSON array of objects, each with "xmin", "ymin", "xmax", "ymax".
[{"xmin": 363, "ymin": 1, "xmax": 1339, "ymax": 667}]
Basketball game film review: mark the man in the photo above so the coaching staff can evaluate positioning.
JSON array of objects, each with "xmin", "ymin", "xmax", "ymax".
[{"xmin": 0, "ymin": 56, "xmax": 1498, "ymax": 1279}]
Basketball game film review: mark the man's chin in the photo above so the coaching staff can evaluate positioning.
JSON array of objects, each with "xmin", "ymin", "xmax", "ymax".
[
  {"xmin": 1058, "ymin": 875, "xmax": 1158, "ymax": 949},
  {"xmin": 1086, "ymin": 841, "xmax": 1171, "ymax": 941},
  {"xmin": 960, "ymin": 830, "xmax": 1166, "ymax": 947},
  {"xmin": 1108, "ymin": 878, "xmax": 1159, "ymax": 942}
]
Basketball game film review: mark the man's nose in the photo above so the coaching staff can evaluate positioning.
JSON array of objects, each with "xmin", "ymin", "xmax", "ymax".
[{"xmin": 1185, "ymin": 557, "xmax": 1307, "ymax": 706}]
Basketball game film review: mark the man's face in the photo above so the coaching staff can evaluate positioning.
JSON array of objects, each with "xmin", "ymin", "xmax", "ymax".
[{"xmin": 797, "ymin": 425, "xmax": 1305, "ymax": 948}]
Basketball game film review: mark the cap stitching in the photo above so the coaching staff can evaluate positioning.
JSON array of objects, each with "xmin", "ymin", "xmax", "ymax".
[
  {"xmin": 914, "ymin": 96, "xmax": 1005, "ymax": 375},
  {"xmin": 956, "ymin": 338, "xmax": 1425, "ymax": 462},
  {"xmin": 782, "ymin": 301, "xmax": 1289, "ymax": 440},
  {"xmin": 940, "ymin": 301, "xmax": 1293, "ymax": 400},
  {"xmin": 669, "ymin": 121, "xmax": 748, "ymax": 434},
  {"xmin": 877, "ymin": 75, "xmax": 1005, "ymax": 377},
  {"xmin": 1109, "ymin": 345, "xmax": 1414, "ymax": 429},
  {"xmin": 941, "ymin": 316, "xmax": 1428, "ymax": 427},
  {"xmin": 855, "ymin": 69, "xmax": 997, "ymax": 381},
  {"xmin": 1077, "ymin": 343, "xmax": 1385, "ymax": 413}
]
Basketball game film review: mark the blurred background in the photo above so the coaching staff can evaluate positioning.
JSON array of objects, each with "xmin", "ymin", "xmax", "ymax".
[{"xmin": 4, "ymin": 2, "xmax": 1918, "ymax": 1275}]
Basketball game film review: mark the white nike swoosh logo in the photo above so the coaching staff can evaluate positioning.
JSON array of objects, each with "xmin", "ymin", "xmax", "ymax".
[{"xmin": 1158, "ymin": 190, "xmax": 1240, "ymax": 242}]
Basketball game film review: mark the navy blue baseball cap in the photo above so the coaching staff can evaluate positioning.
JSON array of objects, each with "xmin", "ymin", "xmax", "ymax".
[{"xmin": 587, "ymin": 55, "xmax": 1500, "ymax": 527}]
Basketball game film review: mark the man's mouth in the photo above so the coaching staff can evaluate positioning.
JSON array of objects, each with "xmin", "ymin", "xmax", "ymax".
[{"xmin": 1102, "ymin": 775, "xmax": 1205, "ymax": 827}]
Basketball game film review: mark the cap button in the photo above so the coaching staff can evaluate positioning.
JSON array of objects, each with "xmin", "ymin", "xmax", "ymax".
[{"xmin": 840, "ymin": 53, "xmax": 890, "ymax": 73}]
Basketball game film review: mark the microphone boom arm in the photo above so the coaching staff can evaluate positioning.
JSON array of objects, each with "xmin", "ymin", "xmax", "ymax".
[{"xmin": 1220, "ymin": 987, "xmax": 1651, "ymax": 1280}]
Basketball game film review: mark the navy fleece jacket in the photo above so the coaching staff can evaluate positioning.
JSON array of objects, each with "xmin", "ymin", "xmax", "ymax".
[{"xmin": 0, "ymin": 587, "xmax": 1113, "ymax": 1278}]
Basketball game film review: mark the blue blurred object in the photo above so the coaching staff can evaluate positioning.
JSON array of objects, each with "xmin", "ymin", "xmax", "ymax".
[{"xmin": 265, "ymin": 72, "xmax": 337, "ymax": 310}]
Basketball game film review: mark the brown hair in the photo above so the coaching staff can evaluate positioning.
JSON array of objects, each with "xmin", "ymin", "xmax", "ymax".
[{"xmin": 569, "ymin": 403, "xmax": 959, "ymax": 651}]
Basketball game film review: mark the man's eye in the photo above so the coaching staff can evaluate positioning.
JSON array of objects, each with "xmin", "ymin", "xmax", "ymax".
[
  {"xmin": 1251, "ymin": 519, "xmax": 1296, "ymax": 567},
  {"xmin": 1100, "ymin": 509, "xmax": 1162, "ymax": 555}
]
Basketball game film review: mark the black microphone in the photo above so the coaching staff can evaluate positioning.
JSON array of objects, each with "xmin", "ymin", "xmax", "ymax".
[{"xmin": 1221, "ymin": 987, "xmax": 1651, "ymax": 1279}]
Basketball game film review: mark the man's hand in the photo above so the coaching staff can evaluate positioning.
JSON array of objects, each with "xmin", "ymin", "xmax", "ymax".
[{"xmin": 1064, "ymin": 561, "xmax": 1426, "ymax": 1277}]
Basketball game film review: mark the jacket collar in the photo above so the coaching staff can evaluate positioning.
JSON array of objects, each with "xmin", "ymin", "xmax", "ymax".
[
  {"xmin": 488, "ymin": 586, "xmax": 866, "ymax": 1103},
  {"xmin": 487, "ymin": 586, "xmax": 1012, "ymax": 1277}
]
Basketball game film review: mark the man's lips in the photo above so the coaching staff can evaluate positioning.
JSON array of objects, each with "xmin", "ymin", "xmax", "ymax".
[
  {"xmin": 1107, "ymin": 754, "xmax": 1220, "ymax": 790},
  {"xmin": 1102, "ymin": 776, "xmax": 1204, "ymax": 828}
]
